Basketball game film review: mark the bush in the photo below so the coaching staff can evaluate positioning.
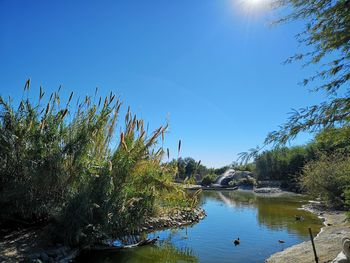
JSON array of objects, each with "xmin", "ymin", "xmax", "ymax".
[
  {"xmin": 237, "ymin": 177, "xmax": 256, "ymax": 187},
  {"xmin": 300, "ymin": 154, "xmax": 350, "ymax": 209},
  {"xmin": 228, "ymin": 180, "xmax": 237, "ymax": 187},
  {"xmin": 201, "ymin": 174, "xmax": 217, "ymax": 186}
]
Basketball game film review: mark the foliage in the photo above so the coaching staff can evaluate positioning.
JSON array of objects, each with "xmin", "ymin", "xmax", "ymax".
[
  {"xmin": 200, "ymin": 174, "xmax": 217, "ymax": 186},
  {"xmin": 236, "ymin": 177, "xmax": 257, "ymax": 187},
  {"xmin": 239, "ymin": 0, "xmax": 350, "ymax": 163},
  {"xmin": 228, "ymin": 180, "xmax": 237, "ymax": 187},
  {"xmin": 300, "ymin": 153, "xmax": 350, "ymax": 209},
  {"xmin": 175, "ymin": 157, "xmax": 208, "ymax": 181},
  {"xmin": 232, "ymin": 162, "xmax": 256, "ymax": 172},
  {"xmin": 255, "ymin": 146, "xmax": 310, "ymax": 181},
  {"xmin": 276, "ymin": 0, "xmax": 350, "ymax": 94},
  {"xmin": 264, "ymin": 0, "xmax": 350, "ymax": 145},
  {"xmin": 0, "ymin": 83, "xmax": 195, "ymax": 246},
  {"xmin": 314, "ymin": 126, "xmax": 350, "ymax": 154},
  {"xmin": 173, "ymin": 158, "xmax": 237, "ymax": 184},
  {"xmin": 251, "ymin": 127, "xmax": 350, "ymax": 194},
  {"xmin": 212, "ymin": 165, "xmax": 231, "ymax": 175}
]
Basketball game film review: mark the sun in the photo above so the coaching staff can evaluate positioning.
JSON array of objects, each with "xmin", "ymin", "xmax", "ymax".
[
  {"xmin": 241, "ymin": 0, "xmax": 270, "ymax": 11},
  {"xmin": 249, "ymin": 0, "xmax": 263, "ymax": 4},
  {"xmin": 246, "ymin": 0, "xmax": 267, "ymax": 7}
]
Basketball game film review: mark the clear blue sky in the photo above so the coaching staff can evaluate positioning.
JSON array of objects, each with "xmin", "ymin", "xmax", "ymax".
[{"xmin": 0, "ymin": 0, "xmax": 327, "ymax": 167}]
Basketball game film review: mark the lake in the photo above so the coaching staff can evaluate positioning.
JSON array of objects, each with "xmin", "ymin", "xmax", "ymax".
[{"xmin": 78, "ymin": 190, "xmax": 322, "ymax": 263}]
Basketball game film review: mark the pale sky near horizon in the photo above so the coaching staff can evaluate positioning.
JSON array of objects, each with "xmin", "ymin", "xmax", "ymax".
[{"xmin": 0, "ymin": 0, "xmax": 328, "ymax": 167}]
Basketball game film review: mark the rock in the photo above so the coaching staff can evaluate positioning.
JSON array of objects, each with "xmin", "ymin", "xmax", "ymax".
[
  {"xmin": 332, "ymin": 251, "xmax": 350, "ymax": 263},
  {"xmin": 254, "ymin": 187, "xmax": 282, "ymax": 194}
]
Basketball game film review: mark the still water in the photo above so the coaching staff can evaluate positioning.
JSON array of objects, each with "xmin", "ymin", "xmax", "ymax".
[{"xmin": 79, "ymin": 190, "xmax": 322, "ymax": 263}]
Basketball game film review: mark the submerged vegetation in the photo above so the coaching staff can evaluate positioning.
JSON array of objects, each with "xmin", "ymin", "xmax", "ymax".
[{"xmin": 0, "ymin": 83, "xmax": 198, "ymax": 246}]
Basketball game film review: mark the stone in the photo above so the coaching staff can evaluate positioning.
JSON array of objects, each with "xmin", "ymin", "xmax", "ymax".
[{"xmin": 332, "ymin": 251, "xmax": 350, "ymax": 263}]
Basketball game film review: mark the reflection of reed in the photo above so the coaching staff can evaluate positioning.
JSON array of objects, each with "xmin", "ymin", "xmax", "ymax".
[
  {"xmin": 146, "ymin": 242, "xmax": 198, "ymax": 263},
  {"xmin": 81, "ymin": 235, "xmax": 198, "ymax": 263}
]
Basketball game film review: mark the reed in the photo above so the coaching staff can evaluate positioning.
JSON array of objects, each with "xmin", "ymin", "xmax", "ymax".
[{"xmin": 0, "ymin": 81, "xmax": 196, "ymax": 245}]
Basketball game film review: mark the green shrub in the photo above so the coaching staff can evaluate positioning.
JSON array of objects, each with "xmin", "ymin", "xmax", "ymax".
[
  {"xmin": 237, "ymin": 177, "xmax": 256, "ymax": 187},
  {"xmin": 201, "ymin": 174, "xmax": 217, "ymax": 186},
  {"xmin": 228, "ymin": 180, "xmax": 237, "ymax": 187},
  {"xmin": 300, "ymin": 154, "xmax": 350, "ymax": 209}
]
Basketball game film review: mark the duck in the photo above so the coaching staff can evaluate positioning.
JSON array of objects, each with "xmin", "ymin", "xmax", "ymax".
[
  {"xmin": 278, "ymin": 240, "xmax": 285, "ymax": 243},
  {"xmin": 233, "ymin": 237, "xmax": 240, "ymax": 246}
]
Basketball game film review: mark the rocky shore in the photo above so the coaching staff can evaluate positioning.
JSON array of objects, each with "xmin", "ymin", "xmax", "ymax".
[
  {"xmin": 254, "ymin": 187, "xmax": 282, "ymax": 194},
  {"xmin": 266, "ymin": 202, "xmax": 350, "ymax": 263},
  {"xmin": 141, "ymin": 207, "xmax": 206, "ymax": 231},
  {"xmin": 0, "ymin": 207, "xmax": 206, "ymax": 263}
]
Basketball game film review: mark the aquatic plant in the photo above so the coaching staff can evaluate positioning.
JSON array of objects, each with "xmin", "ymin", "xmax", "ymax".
[{"xmin": 0, "ymin": 81, "xmax": 195, "ymax": 245}]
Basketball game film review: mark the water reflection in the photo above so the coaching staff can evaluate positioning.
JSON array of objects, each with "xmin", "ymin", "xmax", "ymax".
[
  {"xmin": 79, "ymin": 240, "xmax": 198, "ymax": 263},
  {"xmin": 77, "ymin": 190, "xmax": 322, "ymax": 263},
  {"xmin": 205, "ymin": 190, "xmax": 320, "ymax": 237}
]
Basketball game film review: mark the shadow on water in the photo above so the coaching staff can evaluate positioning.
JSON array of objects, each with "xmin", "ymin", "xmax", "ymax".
[{"xmin": 77, "ymin": 190, "xmax": 322, "ymax": 263}]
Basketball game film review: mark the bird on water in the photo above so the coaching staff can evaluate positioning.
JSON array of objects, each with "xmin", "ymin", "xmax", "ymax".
[{"xmin": 234, "ymin": 237, "xmax": 240, "ymax": 246}]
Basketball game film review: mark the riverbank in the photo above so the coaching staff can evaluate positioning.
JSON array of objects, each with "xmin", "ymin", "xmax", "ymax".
[
  {"xmin": 266, "ymin": 203, "xmax": 350, "ymax": 263},
  {"xmin": 0, "ymin": 208, "xmax": 205, "ymax": 263}
]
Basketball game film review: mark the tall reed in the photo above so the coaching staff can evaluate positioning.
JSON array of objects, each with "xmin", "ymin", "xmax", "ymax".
[{"xmin": 0, "ymin": 82, "xmax": 196, "ymax": 245}]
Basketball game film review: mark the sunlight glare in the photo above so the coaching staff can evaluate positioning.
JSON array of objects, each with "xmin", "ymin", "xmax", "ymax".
[{"xmin": 242, "ymin": 0, "xmax": 271, "ymax": 12}]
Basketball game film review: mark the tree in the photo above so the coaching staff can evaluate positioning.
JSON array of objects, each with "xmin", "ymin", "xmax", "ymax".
[
  {"xmin": 266, "ymin": 0, "xmax": 350, "ymax": 145},
  {"xmin": 239, "ymin": 0, "xmax": 350, "ymax": 162}
]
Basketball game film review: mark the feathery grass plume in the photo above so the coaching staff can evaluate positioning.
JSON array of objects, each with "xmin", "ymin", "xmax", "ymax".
[
  {"xmin": 161, "ymin": 124, "xmax": 169, "ymax": 145},
  {"xmin": 24, "ymin": 78, "xmax": 30, "ymax": 91},
  {"xmin": 145, "ymin": 126, "xmax": 163, "ymax": 148},
  {"xmin": 103, "ymin": 96, "xmax": 108, "ymax": 108},
  {"xmin": 178, "ymin": 140, "xmax": 182, "ymax": 157},
  {"xmin": 120, "ymin": 132, "xmax": 128, "ymax": 150},
  {"xmin": 61, "ymin": 108, "xmax": 68, "ymax": 119},
  {"xmin": 39, "ymin": 86, "xmax": 44, "ymax": 100},
  {"xmin": 67, "ymin": 91, "xmax": 74, "ymax": 105},
  {"xmin": 190, "ymin": 189, "xmax": 202, "ymax": 208},
  {"xmin": 155, "ymin": 148, "xmax": 163, "ymax": 158},
  {"xmin": 49, "ymin": 92, "xmax": 53, "ymax": 102}
]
